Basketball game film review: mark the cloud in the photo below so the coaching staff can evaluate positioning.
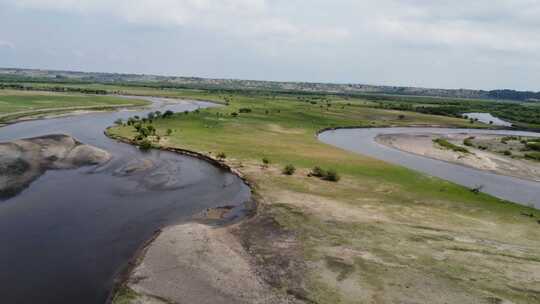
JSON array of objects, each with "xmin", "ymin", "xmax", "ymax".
[
  {"xmin": 0, "ymin": 40, "xmax": 14, "ymax": 49},
  {"xmin": 10, "ymin": 0, "xmax": 349, "ymax": 44},
  {"xmin": 1, "ymin": 0, "xmax": 540, "ymax": 90},
  {"xmin": 359, "ymin": 0, "xmax": 540, "ymax": 54}
]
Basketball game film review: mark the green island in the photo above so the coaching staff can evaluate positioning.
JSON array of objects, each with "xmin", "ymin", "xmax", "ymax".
[{"xmin": 99, "ymin": 87, "xmax": 540, "ymax": 303}]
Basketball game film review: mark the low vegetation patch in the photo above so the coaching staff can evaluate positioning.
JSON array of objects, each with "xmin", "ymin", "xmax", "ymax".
[
  {"xmin": 433, "ymin": 138, "xmax": 470, "ymax": 153},
  {"xmin": 526, "ymin": 142, "xmax": 540, "ymax": 151},
  {"xmin": 309, "ymin": 166, "xmax": 340, "ymax": 182},
  {"xmin": 282, "ymin": 164, "xmax": 296, "ymax": 175},
  {"xmin": 525, "ymin": 152, "xmax": 540, "ymax": 161},
  {"xmin": 463, "ymin": 136, "xmax": 475, "ymax": 147}
]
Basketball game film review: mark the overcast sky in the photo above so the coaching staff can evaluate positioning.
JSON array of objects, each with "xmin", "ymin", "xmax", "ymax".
[{"xmin": 1, "ymin": 0, "xmax": 539, "ymax": 91}]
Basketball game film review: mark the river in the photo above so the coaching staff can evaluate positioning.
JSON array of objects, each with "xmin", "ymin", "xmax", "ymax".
[
  {"xmin": 0, "ymin": 97, "xmax": 251, "ymax": 304},
  {"xmin": 319, "ymin": 127, "xmax": 540, "ymax": 208}
]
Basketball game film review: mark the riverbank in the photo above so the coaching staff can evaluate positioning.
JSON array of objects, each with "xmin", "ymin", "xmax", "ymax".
[
  {"xmin": 0, "ymin": 90, "xmax": 149, "ymax": 126},
  {"xmin": 0, "ymin": 94, "xmax": 251, "ymax": 304},
  {"xmin": 376, "ymin": 133, "xmax": 540, "ymax": 182},
  {"xmin": 108, "ymin": 93, "xmax": 540, "ymax": 304}
]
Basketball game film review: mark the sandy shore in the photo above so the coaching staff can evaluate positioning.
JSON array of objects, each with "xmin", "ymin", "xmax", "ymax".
[{"xmin": 376, "ymin": 133, "xmax": 540, "ymax": 182}]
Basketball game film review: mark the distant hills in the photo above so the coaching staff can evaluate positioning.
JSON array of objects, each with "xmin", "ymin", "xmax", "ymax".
[{"xmin": 1, "ymin": 67, "xmax": 539, "ymax": 102}]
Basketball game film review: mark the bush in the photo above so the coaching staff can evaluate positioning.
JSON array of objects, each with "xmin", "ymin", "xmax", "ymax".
[
  {"xmin": 231, "ymin": 112, "xmax": 238, "ymax": 117},
  {"xmin": 217, "ymin": 152, "xmax": 226, "ymax": 160},
  {"xmin": 166, "ymin": 129, "xmax": 173, "ymax": 136},
  {"xmin": 262, "ymin": 157, "xmax": 270, "ymax": 165},
  {"xmin": 322, "ymin": 169, "xmax": 340, "ymax": 182},
  {"xmin": 282, "ymin": 164, "xmax": 296, "ymax": 175},
  {"xmin": 463, "ymin": 137, "xmax": 475, "ymax": 147},
  {"xmin": 162, "ymin": 110, "xmax": 174, "ymax": 118},
  {"xmin": 433, "ymin": 138, "xmax": 469, "ymax": 153},
  {"xmin": 525, "ymin": 152, "xmax": 540, "ymax": 161},
  {"xmin": 503, "ymin": 150, "xmax": 512, "ymax": 156},
  {"xmin": 138, "ymin": 139, "xmax": 153, "ymax": 151},
  {"xmin": 239, "ymin": 108, "xmax": 252, "ymax": 113},
  {"xmin": 310, "ymin": 166, "xmax": 326, "ymax": 177},
  {"xmin": 526, "ymin": 142, "xmax": 540, "ymax": 151}
]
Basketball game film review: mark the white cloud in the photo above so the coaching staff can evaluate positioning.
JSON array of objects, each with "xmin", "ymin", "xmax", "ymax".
[
  {"xmin": 359, "ymin": 0, "xmax": 540, "ymax": 54},
  {"xmin": 0, "ymin": 40, "xmax": 14, "ymax": 49},
  {"xmin": 10, "ymin": 0, "xmax": 349, "ymax": 44},
  {"xmin": 2, "ymin": 0, "xmax": 540, "ymax": 89}
]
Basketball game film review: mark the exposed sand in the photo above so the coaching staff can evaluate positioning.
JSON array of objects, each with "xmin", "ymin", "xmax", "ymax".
[
  {"xmin": 376, "ymin": 133, "xmax": 540, "ymax": 182},
  {"xmin": 0, "ymin": 134, "xmax": 111, "ymax": 198},
  {"xmin": 118, "ymin": 219, "xmax": 300, "ymax": 304}
]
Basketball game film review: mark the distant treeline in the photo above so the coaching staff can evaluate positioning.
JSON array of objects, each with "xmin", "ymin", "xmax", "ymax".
[
  {"xmin": 487, "ymin": 90, "xmax": 540, "ymax": 102},
  {"xmin": 376, "ymin": 97, "xmax": 540, "ymax": 128},
  {"xmin": 0, "ymin": 72, "xmax": 539, "ymax": 102},
  {"xmin": 0, "ymin": 82, "xmax": 107, "ymax": 95}
]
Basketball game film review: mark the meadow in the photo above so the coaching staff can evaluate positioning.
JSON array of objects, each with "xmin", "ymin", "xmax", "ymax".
[{"xmin": 108, "ymin": 90, "xmax": 540, "ymax": 304}]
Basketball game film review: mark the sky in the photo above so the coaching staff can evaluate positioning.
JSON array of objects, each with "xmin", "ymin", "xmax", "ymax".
[{"xmin": 0, "ymin": 0, "xmax": 539, "ymax": 91}]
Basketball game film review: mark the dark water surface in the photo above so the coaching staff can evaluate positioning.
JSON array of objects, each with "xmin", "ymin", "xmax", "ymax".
[
  {"xmin": 0, "ymin": 97, "xmax": 250, "ymax": 304},
  {"xmin": 319, "ymin": 128, "xmax": 540, "ymax": 208}
]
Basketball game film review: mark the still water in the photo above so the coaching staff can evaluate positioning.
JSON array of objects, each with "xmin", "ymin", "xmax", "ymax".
[
  {"xmin": 319, "ymin": 127, "xmax": 540, "ymax": 208},
  {"xmin": 0, "ymin": 97, "xmax": 250, "ymax": 304}
]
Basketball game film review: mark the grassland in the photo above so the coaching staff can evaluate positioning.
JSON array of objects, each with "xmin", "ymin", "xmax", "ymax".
[
  {"xmin": 108, "ymin": 91, "xmax": 540, "ymax": 303},
  {"xmin": 0, "ymin": 89, "xmax": 148, "ymax": 124}
]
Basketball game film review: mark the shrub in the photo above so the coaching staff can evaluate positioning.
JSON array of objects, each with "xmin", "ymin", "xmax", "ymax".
[
  {"xmin": 525, "ymin": 152, "xmax": 540, "ymax": 161},
  {"xmin": 138, "ymin": 139, "xmax": 153, "ymax": 151},
  {"xmin": 310, "ymin": 166, "xmax": 326, "ymax": 177},
  {"xmin": 262, "ymin": 157, "xmax": 270, "ymax": 165},
  {"xmin": 239, "ymin": 108, "xmax": 252, "ymax": 113},
  {"xmin": 433, "ymin": 138, "xmax": 469, "ymax": 153},
  {"xmin": 398, "ymin": 114, "xmax": 405, "ymax": 120},
  {"xmin": 526, "ymin": 142, "xmax": 540, "ymax": 151},
  {"xmin": 231, "ymin": 112, "xmax": 238, "ymax": 117},
  {"xmin": 217, "ymin": 152, "xmax": 226, "ymax": 160},
  {"xmin": 166, "ymin": 129, "xmax": 173, "ymax": 136},
  {"xmin": 162, "ymin": 110, "xmax": 174, "ymax": 118},
  {"xmin": 503, "ymin": 150, "xmax": 512, "ymax": 156},
  {"xmin": 282, "ymin": 164, "xmax": 296, "ymax": 175},
  {"xmin": 114, "ymin": 118, "xmax": 123, "ymax": 125},
  {"xmin": 322, "ymin": 169, "xmax": 340, "ymax": 182},
  {"xmin": 463, "ymin": 137, "xmax": 475, "ymax": 147}
]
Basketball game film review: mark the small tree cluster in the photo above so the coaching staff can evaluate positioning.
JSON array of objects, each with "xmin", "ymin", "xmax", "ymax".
[
  {"xmin": 282, "ymin": 164, "xmax": 296, "ymax": 175},
  {"xmin": 309, "ymin": 166, "xmax": 340, "ymax": 182}
]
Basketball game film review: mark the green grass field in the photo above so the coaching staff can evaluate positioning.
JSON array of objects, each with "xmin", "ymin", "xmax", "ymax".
[
  {"xmin": 0, "ymin": 90, "xmax": 148, "ymax": 124},
  {"xmin": 108, "ymin": 91, "xmax": 540, "ymax": 303}
]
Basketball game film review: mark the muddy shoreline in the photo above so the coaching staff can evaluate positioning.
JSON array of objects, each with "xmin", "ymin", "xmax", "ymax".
[
  {"xmin": 104, "ymin": 131, "xmax": 307, "ymax": 304},
  {"xmin": 0, "ymin": 103, "xmax": 148, "ymax": 128},
  {"xmin": 0, "ymin": 96, "xmax": 254, "ymax": 304},
  {"xmin": 376, "ymin": 133, "xmax": 540, "ymax": 182}
]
